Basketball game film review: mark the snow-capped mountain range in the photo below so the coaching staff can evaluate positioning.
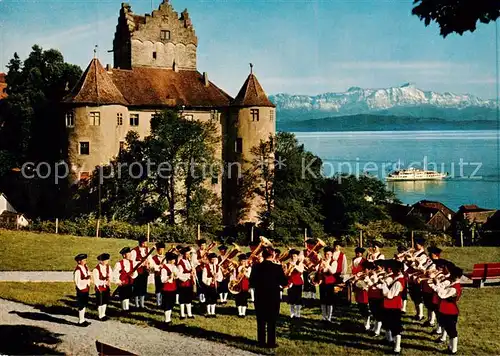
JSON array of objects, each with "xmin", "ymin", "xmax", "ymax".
[{"xmin": 269, "ymin": 83, "xmax": 496, "ymax": 121}]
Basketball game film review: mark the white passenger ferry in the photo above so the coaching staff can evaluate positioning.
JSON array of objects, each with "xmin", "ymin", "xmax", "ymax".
[{"xmin": 386, "ymin": 168, "xmax": 447, "ymax": 181}]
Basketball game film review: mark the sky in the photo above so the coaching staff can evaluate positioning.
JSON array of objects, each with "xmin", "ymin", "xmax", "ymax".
[{"xmin": 0, "ymin": 0, "xmax": 498, "ymax": 99}]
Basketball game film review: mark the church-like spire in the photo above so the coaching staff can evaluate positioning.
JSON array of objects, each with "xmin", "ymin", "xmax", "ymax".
[{"xmin": 232, "ymin": 65, "xmax": 275, "ymax": 107}]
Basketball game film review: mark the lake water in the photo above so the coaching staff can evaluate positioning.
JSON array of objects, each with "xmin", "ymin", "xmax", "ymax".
[{"xmin": 294, "ymin": 130, "xmax": 500, "ymax": 211}]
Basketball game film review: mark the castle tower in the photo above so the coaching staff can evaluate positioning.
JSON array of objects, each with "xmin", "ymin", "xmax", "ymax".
[
  {"xmin": 225, "ymin": 66, "xmax": 276, "ymax": 224},
  {"xmin": 113, "ymin": 0, "xmax": 198, "ymax": 70}
]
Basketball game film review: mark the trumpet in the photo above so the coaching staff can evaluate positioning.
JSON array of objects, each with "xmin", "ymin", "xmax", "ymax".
[{"xmin": 395, "ymin": 247, "xmax": 415, "ymax": 259}]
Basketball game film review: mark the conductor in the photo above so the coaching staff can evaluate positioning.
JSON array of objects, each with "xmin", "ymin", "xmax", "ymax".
[{"xmin": 249, "ymin": 246, "xmax": 288, "ymax": 348}]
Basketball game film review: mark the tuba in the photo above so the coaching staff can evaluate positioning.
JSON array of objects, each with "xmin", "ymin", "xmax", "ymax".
[
  {"xmin": 219, "ymin": 243, "xmax": 241, "ymax": 279},
  {"xmin": 229, "ymin": 266, "xmax": 248, "ymax": 294},
  {"xmin": 248, "ymin": 236, "xmax": 273, "ymax": 264},
  {"xmin": 304, "ymin": 238, "xmax": 326, "ymax": 270}
]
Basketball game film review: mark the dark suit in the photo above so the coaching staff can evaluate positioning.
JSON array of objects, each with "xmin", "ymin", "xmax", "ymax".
[{"xmin": 249, "ymin": 259, "xmax": 288, "ymax": 347}]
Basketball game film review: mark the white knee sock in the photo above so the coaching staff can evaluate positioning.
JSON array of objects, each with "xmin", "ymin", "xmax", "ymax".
[
  {"xmin": 394, "ymin": 335, "xmax": 401, "ymax": 353},
  {"xmin": 206, "ymin": 304, "xmax": 211, "ymax": 315},
  {"xmin": 199, "ymin": 294, "xmax": 206, "ymax": 303},
  {"xmin": 186, "ymin": 304, "xmax": 193, "ymax": 317},
  {"xmin": 365, "ymin": 316, "xmax": 371, "ymax": 330},
  {"xmin": 103, "ymin": 304, "xmax": 107, "ymax": 317},
  {"xmin": 176, "ymin": 294, "xmax": 179, "ymax": 304},
  {"xmin": 223, "ymin": 293, "xmax": 228, "ymax": 302},
  {"xmin": 98, "ymin": 305, "xmax": 103, "ymax": 319},
  {"xmin": 327, "ymin": 305, "xmax": 333, "ymax": 321},
  {"xmin": 78, "ymin": 308, "xmax": 85, "ymax": 323},
  {"xmin": 140, "ymin": 296, "xmax": 145, "ymax": 308},
  {"xmin": 156, "ymin": 293, "xmax": 162, "ymax": 306},
  {"xmin": 430, "ymin": 311, "xmax": 436, "ymax": 325},
  {"xmin": 436, "ymin": 325, "xmax": 442, "ymax": 334},
  {"xmin": 290, "ymin": 305, "xmax": 295, "ymax": 318},
  {"xmin": 440, "ymin": 330, "xmax": 448, "ymax": 342},
  {"xmin": 180, "ymin": 304, "xmax": 186, "ymax": 317},
  {"xmin": 280, "ymin": 291, "xmax": 283, "ymax": 300},
  {"xmin": 296, "ymin": 305, "xmax": 302, "ymax": 318},
  {"xmin": 121, "ymin": 300, "xmax": 126, "ymax": 310},
  {"xmin": 211, "ymin": 304, "xmax": 216, "ymax": 315},
  {"xmin": 219, "ymin": 293, "xmax": 223, "ymax": 302},
  {"xmin": 238, "ymin": 306, "xmax": 243, "ymax": 315},
  {"xmin": 250, "ymin": 289, "xmax": 255, "ymax": 301},
  {"xmin": 124, "ymin": 299, "xmax": 130, "ymax": 310},
  {"xmin": 375, "ymin": 321, "xmax": 382, "ymax": 335},
  {"xmin": 242, "ymin": 306, "xmax": 247, "ymax": 315},
  {"xmin": 386, "ymin": 330, "xmax": 393, "ymax": 342},
  {"xmin": 321, "ymin": 305, "xmax": 327, "ymax": 320},
  {"xmin": 165, "ymin": 310, "xmax": 172, "ymax": 322},
  {"xmin": 402, "ymin": 300, "xmax": 407, "ymax": 312},
  {"xmin": 418, "ymin": 303, "xmax": 424, "ymax": 318},
  {"xmin": 450, "ymin": 337, "xmax": 458, "ymax": 353},
  {"xmin": 135, "ymin": 296, "xmax": 139, "ymax": 307}
]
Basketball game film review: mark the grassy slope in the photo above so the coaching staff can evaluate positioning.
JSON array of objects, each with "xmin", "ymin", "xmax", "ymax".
[
  {"xmin": 0, "ymin": 282, "xmax": 499, "ymax": 355},
  {"xmin": 1, "ymin": 229, "xmax": 500, "ymax": 271}
]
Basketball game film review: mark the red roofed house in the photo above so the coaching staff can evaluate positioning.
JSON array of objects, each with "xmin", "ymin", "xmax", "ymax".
[
  {"xmin": 456, "ymin": 205, "xmax": 496, "ymax": 225},
  {"xmin": 0, "ymin": 73, "xmax": 7, "ymax": 100},
  {"xmin": 408, "ymin": 200, "xmax": 455, "ymax": 232},
  {"xmin": 62, "ymin": 0, "xmax": 275, "ymax": 225}
]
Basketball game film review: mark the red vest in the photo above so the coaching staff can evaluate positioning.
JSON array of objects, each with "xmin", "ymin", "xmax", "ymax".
[
  {"xmin": 321, "ymin": 261, "xmax": 335, "ymax": 285},
  {"xmin": 289, "ymin": 269, "xmax": 304, "ymax": 286},
  {"xmin": 75, "ymin": 265, "xmax": 90, "ymax": 292},
  {"xmin": 203, "ymin": 264, "xmax": 219, "ymax": 287},
  {"xmin": 177, "ymin": 259, "xmax": 193, "ymax": 288},
  {"xmin": 421, "ymin": 279, "xmax": 434, "ymax": 294},
  {"xmin": 152, "ymin": 255, "xmax": 163, "ymax": 275},
  {"xmin": 355, "ymin": 287, "xmax": 369, "ymax": 304},
  {"xmin": 439, "ymin": 283, "xmax": 461, "ymax": 315},
  {"xmin": 119, "ymin": 260, "xmax": 134, "ymax": 285},
  {"xmin": 95, "ymin": 264, "xmax": 111, "ymax": 292},
  {"xmin": 161, "ymin": 265, "xmax": 177, "ymax": 292},
  {"xmin": 352, "ymin": 257, "xmax": 365, "ymax": 275},
  {"xmin": 368, "ymin": 285, "xmax": 383, "ymax": 300},
  {"xmin": 383, "ymin": 277, "xmax": 405, "ymax": 309},
  {"xmin": 133, "ymin": 246, "xmax": 149, "ymax": 274},
  {"xmin": 335, "ymin": 253, "xmax": 345, "ymax": 274}
]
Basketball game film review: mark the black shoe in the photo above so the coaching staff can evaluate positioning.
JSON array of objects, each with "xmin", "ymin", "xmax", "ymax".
[
  {"xmin": 435, "ymin": 338, "xmax": 445, "ymax": 344},
  {"xmin": 99, "ymin": 316, "xmax": 110, "ymax": 322},
  {"xmin": 180, "ymin": 316, "xmax": 186, "ymax": 320},
  {"xmin": 238, "ymin": 315, "xmax": 244, "ymax": 318},
  {"xmin": 78, "ymin": 321, "xmax": 91, "ymax": 327},
  {"xmin": 188, "ymin": 315, "xmax": 195, "ymax": 319},
  {"xmin": 423, "ymin": 321, "xmax": 431, "ymax": 327}
]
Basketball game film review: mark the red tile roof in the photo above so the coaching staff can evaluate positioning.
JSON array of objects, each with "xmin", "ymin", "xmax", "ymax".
[
  {"xmin": 0, "ymin": 73, "xmax": 7, "ymax": 100},
  {"xmin": 232, "ymin": 73, "xmax": 275, "ymax": 107},
  {"xmin": 414, "ymin": 200, "xmax": 455, "ymax": 218},
  {"xmin": 109, "ymin": 67, "xmax": 232, "ymax": 108},
  {"xmin": 64, "ymin": 59, "xmax": 127, "ymax": 105}
]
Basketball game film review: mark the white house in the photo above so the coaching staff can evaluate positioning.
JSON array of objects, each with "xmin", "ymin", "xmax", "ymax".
[{"xmin": 0, "ymin": 193, "xmax": 29, "ymax": 227}]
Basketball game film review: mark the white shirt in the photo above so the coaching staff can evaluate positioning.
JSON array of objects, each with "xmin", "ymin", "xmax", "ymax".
[
  {"xmin": 161, "ymin": 263, "xmax": 178, "ymax": 283},
  {"xmin": 112, "ymin": 259, "xmax": 137, "ymax": 284},
  {"xmin": 352, "ymin": 256, "xmax": 364, "ymax": 269},
  {"xmin": 177, "ymin": 258, "xmax": 193, "ymax": 282},
  {"xmin": 232, "ymin": 265, "xmax": 252, "ymax": 280},
  {"xmin": 437, "ymin": 280, "xmax": 460, "ymax": 299},
  {"xmin": 368, "ymin": 251, "xmax": 385, "ymax": 262},
  {"xmin": 151, "ymin": 254, "xmax": 165, "ymax": 273},
  {"xmin": 74, "ymin": 265, "xmax": 91, "ymax": 291},
  {"xmin": 202, "ymin": 263, "xmax": 223, "ymax": 286},
  {"xmin": 92, "ymin": 264, "xmax": 111, "ymax": 289},
  {"xmin": 382, "ymin": 273, "xmax": 403, "ymax": 299}
]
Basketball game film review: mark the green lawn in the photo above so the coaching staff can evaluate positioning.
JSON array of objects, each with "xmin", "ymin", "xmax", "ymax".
[
  {"xmin": 0, "ymin": 282, "xmax": 499, "ymax": 355},
  {"xmin": 1, "ymin": 229, "xmax": 499, "ymax": 271}
]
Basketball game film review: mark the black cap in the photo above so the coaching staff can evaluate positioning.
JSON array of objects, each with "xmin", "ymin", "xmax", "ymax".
[
  {"xmin": 75, "ymin": 253, "xmax": 87, "ymax": 262},
  {"xmin": 374, "ymin": 259, "xmax": 391, "ymax": 268},
  {"xmin": 390, "ymin": 260, "xmax": 404, "ymax": 272},
  {"xmin": 305, "ymin": 238, "xmax": 316, "ymax": 245},
  {"xmin": 138, "ymin": 237, "xmax": 147, "ymax": 244},
  {"xmin": 165, "ymin": 252, "xmax": 177, "ymax": 262},
  {"xmin": 156, "ymin": 242, "xmax": 166, "ymax": 249},
  {"xmin": 324, "ymin": 246, "xmax": 333, "ymax": 253},
  {"xmin": 289, "ymin": 249, "xmax": 300, "ymax": 256},
  {"xmin": 450, "ymin": 266, "xmax": 463, "ymax": 279},
  {"xmin": 207, "ymin": 252, "xmax": 218, "ymax": 259},
  {"xmin": 180, "ymin": 247, "xmax": 192, "ymax": 255},
  {"xmin": 218, "ymin": 245, "xmax": 228, "ymax": 251},
  {"xmin": 120, "ymin": 247, "xmax": 131, "ymax": 255},
  {"xmin": 97, "ymin": 253, "xmax": 110, "ymax": 261},
  {"xmin": 176, "ymin": 244, "xmax": 184, "ymax": 250},
  {"xmin": 355, "ymin": 247, "xmax": 366, "ymax": 254},
  {"xmin": 414, "ymin": 238, "xmax": 426, "ymax": 246},
  {"xmin": 371, "ymin": 240, "xmax": 383, "ymax": 248},
  {"xmin": 197, "ymin": 239, "xmax": 207, "ymax": 245},
  {"xmin": 245, "ymin": 252, "xmax": 252, "ymax": 258},
  {"xmin": 428, "ymin": 246, "xmax": 442, "ymax": 255},
  {"xmin": 249, "ymin": 241, "xmax": 259, "ymax": 247},
  {"xmin": 238, "ymin": 253, "xmax": 248, "ymax": 261}
]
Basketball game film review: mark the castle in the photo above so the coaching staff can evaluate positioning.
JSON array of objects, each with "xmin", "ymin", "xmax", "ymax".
[{"xmin": 62, "ymin": 0, "xmax": 276, "ymax": 225}]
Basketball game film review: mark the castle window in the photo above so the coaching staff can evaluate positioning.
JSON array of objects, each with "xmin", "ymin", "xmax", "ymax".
[
  {"xmin": 235, "ymin": 138, "xmax": 243, "ymax": 153},
  {"xmin": 160, "ymin": 30, "xmax": 171, "ymax": 40},
  {"xmin": 270, "ymin": 110, "xmax": 275, "ymax": 122},
  {"xmin": 251, "ymin": 109, "xmax": 259, "ymax": 122},
  {"xmin": 89, "ymin": 112, "xmax": 100, "ymax": 126},
  {"xmin": 130, "ymin": 113, "xmax": 139, "ymax": 127},
  {"xmin": 117, "ymin": 113, "xmax": 123, "ymax": 126},
  {"xmin": 79, "ymin": 142, "xmax": 90, "ymax": 155},
  {"xmin": 65, "ymin": 111, "xmax": 75, "ymax": 128},
  {"xmin": 153, "ymin": 51, "xmax": 157, "ymax": 60}
]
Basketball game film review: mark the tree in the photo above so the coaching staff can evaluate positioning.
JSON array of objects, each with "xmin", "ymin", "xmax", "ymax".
[
  {"xmin": 412, "ymin": 0, "xmax": 500, "ymax": 37},
  {"xmin": 0, "ymin": 46, "xmax": 82, "ymax": 218}
]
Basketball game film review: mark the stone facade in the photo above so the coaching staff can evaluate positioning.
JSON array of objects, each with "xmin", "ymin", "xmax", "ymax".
[{"xmin": 114, "ymin": 1, "xmax": 197, "ymax": 70}]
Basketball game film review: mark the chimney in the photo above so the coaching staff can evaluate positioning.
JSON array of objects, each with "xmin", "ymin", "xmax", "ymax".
[{"xmin": 203, "ymin": 72, "xmax": 209, "ymax": 87}]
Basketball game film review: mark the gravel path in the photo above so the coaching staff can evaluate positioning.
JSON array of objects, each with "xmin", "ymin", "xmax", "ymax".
[{"xmin": 0, "ymin": 298, "xmax": 259, "ymax": 356}]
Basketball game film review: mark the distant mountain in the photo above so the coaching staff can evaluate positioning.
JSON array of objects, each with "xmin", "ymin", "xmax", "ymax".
[
  {"xmin": 277, "ymin": 114, "xmax": 498, "ymax": 132},
  {"xmin": 270, "ymin": 84, "xmax": 497, "ymax": 122}
]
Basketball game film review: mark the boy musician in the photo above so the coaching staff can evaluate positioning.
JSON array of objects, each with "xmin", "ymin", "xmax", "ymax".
[
  {"xmin": 318, "ymin": 246, "xmax": 336, "ymax": 322},
  {"xmin": 421, "ymin": 246, "xmax": 442, "ymax": 327},
  {"xmin": 151, "ymin": 242, "xmax": 166, "ymax": 307},
  {"xmin": 367, "ymin": 241, "xmax": 385, "ymax": 262},
  {"xmin": 367, "ymin": 259, "xmax": 392, "ymax": 336},
  {"xmin": 435, "ymin": 266, "xmax": 462, "ymax": 355},
  {"xmin": 74, "ymin": 253, "xmax": 91, "ymax": 326},
  {"xmin": 93, "ymin": 253, "xmax": 111, "ymax": 321},
  {"xmin": 351, "ymin": 247, "xmax": 370, "ymax": 330},
  {"xmin": 233, "ymin": 253, "xmax": 252, "ymax": 317},
  {"xmin": 202, "ymin": 253, "xmax": 223, "ymax": 317},
  {"xmin": 161, "ymin": 252, "xmax": 178, "ymax": 324},
  {"xmin": 217, "ymin": 245, "xmax": 230, "ymax": 304},
  {"xmin": 113, "ymin": 247, "xmax": 137, "ymax": 311},
  {"xmin": 192, "ymin": 239, "xmax": 208, "ymax": 304},
  {"xmin": 177, "ymin": 247, "xmax": 195, "ymax": 319},
  {"xmin": 285, "ymin": 249, "xmax": 304, "ymax": 319},
  {"xmin": 380, "ymin": 260, "xmax": 405, "ymax": 354},
  {"xmin": 429, "ymin": 259, "xmax": 454, "ymax": 341},
  {"xmin": 303, "ymin": 238, "xmax": 319, "ymax": 302},
  {"xmin": 130, "ymin": 237, "xmax": 150, "ymax": 309},
  {"xmin": 407, "ymin": 238, "xmax": 428, "ymax": 320},
  {"xmin": 395, "ymin": 245, "xmax": 409, "ymax": 313}
]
